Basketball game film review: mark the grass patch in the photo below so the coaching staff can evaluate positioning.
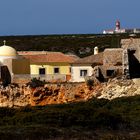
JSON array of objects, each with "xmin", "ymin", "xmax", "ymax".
[{"xmin": 0, "ymin": 96, "xmax": 140, "ymax": 139}]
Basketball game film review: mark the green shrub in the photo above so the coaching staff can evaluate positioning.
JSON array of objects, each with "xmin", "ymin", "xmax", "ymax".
[
  {"xmin": 0, "ymin": 95, "xmax": 139, "ymax": 131},
  {"xmin": 86, "ymin": 79, "xmax": 94, "ymax": 90},
  {"xmin": 27, "ymin": 78, "xmax": 46, "ymax": 88}
]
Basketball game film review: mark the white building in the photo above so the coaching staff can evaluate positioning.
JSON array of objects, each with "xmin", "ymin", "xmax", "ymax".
[
  {"xmin": 0, "ymin": 41, "xmax": 30, "ymax": 84},
  {"xmin": 103, "ymin": 20, "xmax": 140, "ymax": 34},
  {"xmin": 71, "ymin": 64, "xmax": 93, "ymax": 82},
  {"xmin": 70, "ymin": 52, "xmax": 103, "ymax": 82}
]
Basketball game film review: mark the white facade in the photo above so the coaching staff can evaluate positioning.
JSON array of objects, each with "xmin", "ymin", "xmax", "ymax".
[
  {"xmin": 71, "ymin": 65, "xmax": 93, "ymax": 82},
  {"xmin": 103, "ymin": 30, "xmax": 114, "ymax": 34}
]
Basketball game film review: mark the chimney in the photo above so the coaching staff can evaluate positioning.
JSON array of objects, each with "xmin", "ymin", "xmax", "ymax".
[{"xmin": 94, "ymin": 46, "xmax": 99, "ymax": 55}]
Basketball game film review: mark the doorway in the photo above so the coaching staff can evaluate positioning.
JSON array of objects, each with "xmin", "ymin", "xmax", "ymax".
[{"xmin": 128, "ymin": 50, "xmax": 140, "ymax": 78}]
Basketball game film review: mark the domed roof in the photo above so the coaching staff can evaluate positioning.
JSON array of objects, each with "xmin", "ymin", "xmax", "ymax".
[{"xmin": 0, "ymin": 45, "xmax": 17, "ymax": 56}]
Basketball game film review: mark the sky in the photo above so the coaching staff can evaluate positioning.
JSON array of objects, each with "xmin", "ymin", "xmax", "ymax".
[{"xmin": 0, "ymin": 0, "xmax": 140, "ymax": 35}]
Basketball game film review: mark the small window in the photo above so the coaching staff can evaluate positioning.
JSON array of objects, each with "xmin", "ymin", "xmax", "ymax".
[
  {"xmin": 80, "ymin": 70, "xmax": 87, "ymax": 77},
  {"xmin": 106, "ymin": 70, "xmax": 115, "ymax": 76},
  {"xmin": 54, "ymin": 67, "xmax": 59, "ymax": 74},
  {"xmin": 39, "ymin": 68, "xmax": 45, "ymax": 75},
  {"xmin": 69, "ymin": 67, "xmax": 71, "ymax": 73}
]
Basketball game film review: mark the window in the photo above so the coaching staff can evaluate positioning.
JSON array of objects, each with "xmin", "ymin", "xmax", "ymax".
[
  {"xmin": 54, "ymin": 67, "xmax": 59, "ymax": 74},
  {"xmin": 80, "ymin": 70, "xmax": 87, "ymax": 77},
  {"xmin": 106, "ymin": 70, "xmax": 115, "ymax": 76},
  {"xmin": 69, "ymin": 67, "xmax": 71, "ymax": 73},
  {"xmin": 39, "ymin": 68, "xmax": 46, "ymax": 75}
]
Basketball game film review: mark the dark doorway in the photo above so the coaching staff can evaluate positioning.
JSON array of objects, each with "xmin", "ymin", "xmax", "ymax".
[
  {"xmin": 1, "ymin": 66, "xmax": 11, "ymax": 86},
  {"xmin": 128, "ymin": 50, "xmax": 140, "ymax": 78}
]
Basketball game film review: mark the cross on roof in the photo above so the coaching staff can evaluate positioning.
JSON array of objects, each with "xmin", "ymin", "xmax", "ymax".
[{"xmin": 3, "ymin": 40, "xmax": 6, "ymax": 46}]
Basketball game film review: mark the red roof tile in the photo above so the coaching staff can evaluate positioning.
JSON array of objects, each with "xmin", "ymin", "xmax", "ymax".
[
  {"xmin": 72, "ymin": 52, "xmax": 103, "ymax": 65},
  {"xmin": 22, "ymin": 52, "xmax": 76, "ymax": 63}
]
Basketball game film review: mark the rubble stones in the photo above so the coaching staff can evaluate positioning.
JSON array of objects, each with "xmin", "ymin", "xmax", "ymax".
[{"xmin": 98, "ymin": 78, "xmax": 140, "ymax": 100}]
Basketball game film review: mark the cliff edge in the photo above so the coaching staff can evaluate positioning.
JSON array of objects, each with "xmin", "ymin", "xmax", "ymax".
[{"xmin": 0, "ymin": 78, "xmax": 140, "ymax": 107}]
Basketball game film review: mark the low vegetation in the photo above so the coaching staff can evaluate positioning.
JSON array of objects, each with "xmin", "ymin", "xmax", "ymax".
[
  {"xmin": 1, "ymin": 33, "xmax": 140, "ymax": 57},
  {"xmin": 27, "ymin": 78, "xmax": 46, "ymax": 88},
  {"xmin": 0, "ymin": 34, "xmax": 140, "ymax": 139},
  {"xmin": 0, "ymin": 95, "xmax": 139, "ymax": 139}
]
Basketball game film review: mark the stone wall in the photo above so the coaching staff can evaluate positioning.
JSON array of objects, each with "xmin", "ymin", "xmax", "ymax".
[
  {"xmin": 121, "ymin": 38, "xmax": 140, "ymax": 78},
  {"xmin": 12, "ymin": 74, "xmax": 67, "ymax": 84},
  {"xmin": 101, "ymin": 48, "xmax": 123, "ymax": 78}
]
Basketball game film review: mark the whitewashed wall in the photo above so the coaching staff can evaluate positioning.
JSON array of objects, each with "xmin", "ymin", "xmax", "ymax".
[{"xmin": 71, "ymin": 65, "xmax": 93, "ymax": 82}]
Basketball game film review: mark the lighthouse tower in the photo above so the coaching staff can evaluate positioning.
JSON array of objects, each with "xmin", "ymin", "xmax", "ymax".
[{"xmin": 115, "ymin": 20, "xmax": 120, "ymax": 31}]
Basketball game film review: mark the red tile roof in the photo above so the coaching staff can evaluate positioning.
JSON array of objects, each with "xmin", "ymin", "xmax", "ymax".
[
  {"xmin": 22, "ymin": 52, "xmax": 76, "ymax": 63},
  {"xmin": 72, "ymin": 52, "xmax": 103, "ymax": 65}
]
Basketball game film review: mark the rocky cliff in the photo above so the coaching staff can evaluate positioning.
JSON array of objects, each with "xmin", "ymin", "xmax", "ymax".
[
  {"xmin": 97, "ymin": 78, "xmax": 140, "ymax": 99},
  {"xmin": 0, "ymin": 78, "xmax": 140, "ymax": 107}
]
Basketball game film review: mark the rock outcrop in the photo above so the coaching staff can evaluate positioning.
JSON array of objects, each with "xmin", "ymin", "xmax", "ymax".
[
  {"xmin": 30, "ymin": 83, "xmax": 95, "ymax": 106},
  {"xmin": 0, "ymin": 84, "xmax": 31, "ymax": 108},
  {"xmin": 97, "ymin": 78, "xmax": 140, "ymax": 100},
  {"xmin": 0, "ymin": 78, "xmax": 140, "ymax": 107}
]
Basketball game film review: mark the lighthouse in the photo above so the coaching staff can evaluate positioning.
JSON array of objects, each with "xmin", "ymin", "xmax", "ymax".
[{"xmin": 115, "ymin": 20, "xmax": 120, "ymax": 31}]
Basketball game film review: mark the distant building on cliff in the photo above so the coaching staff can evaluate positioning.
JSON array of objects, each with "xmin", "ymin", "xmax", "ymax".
[{"xmin": 103, "ymin": 20, "xmax": 140, "ymax": 34}]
